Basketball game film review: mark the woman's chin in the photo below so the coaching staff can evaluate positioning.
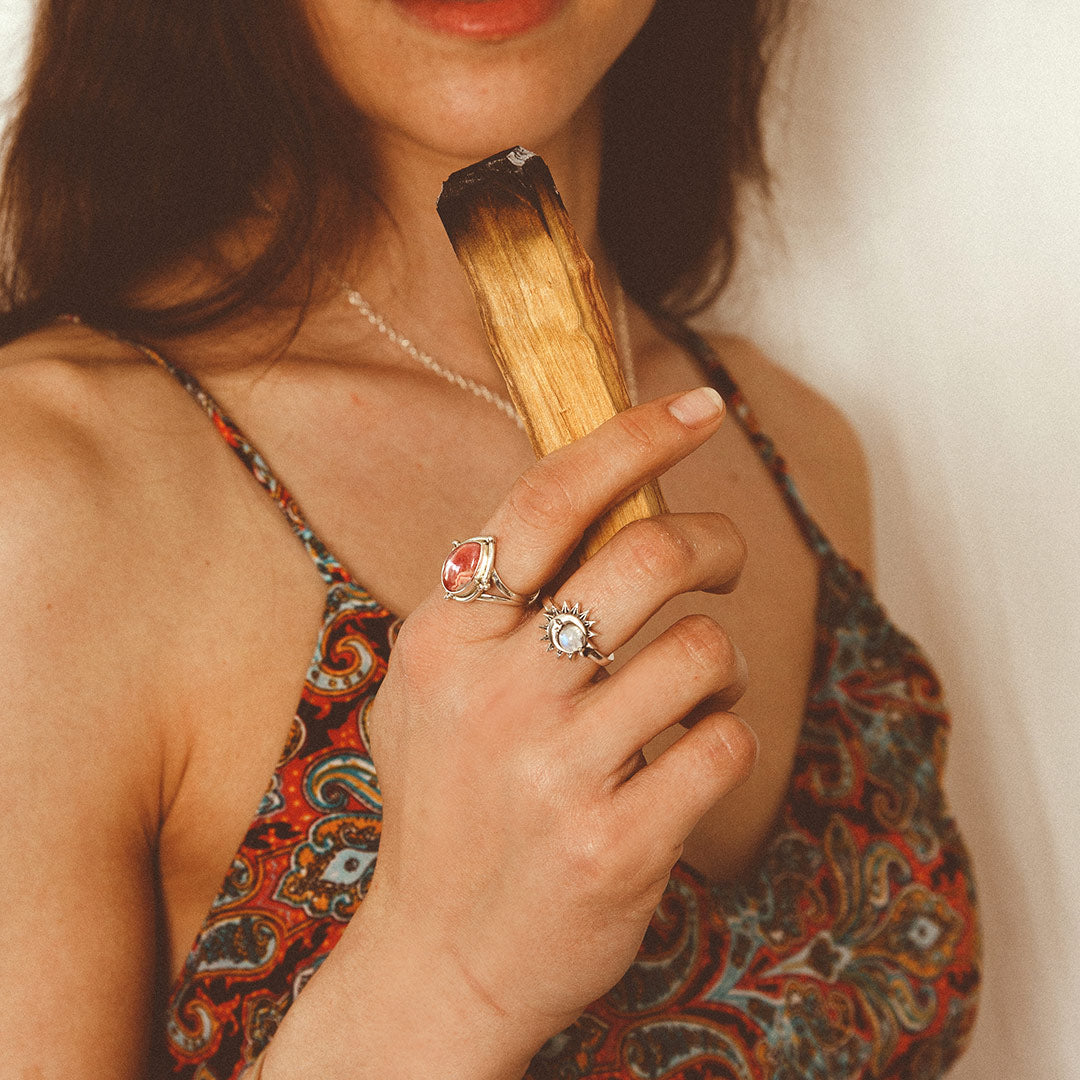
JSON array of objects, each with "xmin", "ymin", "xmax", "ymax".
[
  {"xmin": 307, "ymin": 0, "xmax": 655, "ymax": 171},
  {"xmin": 364, "ymin": 80, "xmax": 602, "ymax": 173}
]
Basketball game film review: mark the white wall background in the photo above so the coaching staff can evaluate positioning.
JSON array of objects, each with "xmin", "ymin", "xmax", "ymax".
[
  {"xmin": 1, "ymin": 2, "xmax": 1076, "ymax": 1077},
  {"xmin": 723, "ymin": 3, "xmax": 1080, "ymax": 1078},
  {"xmin": 0, "ymin": 0, "xmax": 29, "ymax": 108}
]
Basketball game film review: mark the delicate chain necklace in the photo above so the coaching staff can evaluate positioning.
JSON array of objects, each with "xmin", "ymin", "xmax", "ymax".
[{"xmin": 340, "ymin": 277, "xmax": 637, "ymax": 430}]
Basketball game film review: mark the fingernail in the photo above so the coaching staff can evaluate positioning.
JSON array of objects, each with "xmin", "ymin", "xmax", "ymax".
[{"xmin": 668, "ymin": 387, "xmax": 724, "ymax": 427}]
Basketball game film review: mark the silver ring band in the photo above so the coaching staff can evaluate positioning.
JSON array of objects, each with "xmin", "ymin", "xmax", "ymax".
[
  {"xmin": 540, "ymin": 600, "xmax": 615, "ymax": 666},
  {"xmin": 441, "ymin": 536, "xmax": 537, "ymax": 606}
]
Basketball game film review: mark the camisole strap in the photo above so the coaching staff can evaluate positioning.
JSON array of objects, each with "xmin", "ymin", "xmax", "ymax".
[
  {"xmin": 78, "ymin": 315, "xmax": 836, "ymax": 581},
  {"xmin": 657, "ymin": 317, "xmax": 837, "ymax": 562},
  {"xmin": 123, "ymin": 336, "xmax": 351, "ymax": 587}
]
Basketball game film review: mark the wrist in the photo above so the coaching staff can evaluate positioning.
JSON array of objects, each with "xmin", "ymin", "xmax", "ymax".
[{"xmin": 261, "ymin": 898, "xmax": 552, "ymax": 1080}]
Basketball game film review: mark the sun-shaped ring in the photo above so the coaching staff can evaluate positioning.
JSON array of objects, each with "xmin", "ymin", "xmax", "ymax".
[{"xmin": 540, "ymin": 600, "xmax": 615, "ymax": 666}]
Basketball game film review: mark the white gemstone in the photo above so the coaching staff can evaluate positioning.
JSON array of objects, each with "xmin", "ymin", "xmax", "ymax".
[{"xmin": 556, "ymin": 621, "xmax": 586, "ymax": 653}]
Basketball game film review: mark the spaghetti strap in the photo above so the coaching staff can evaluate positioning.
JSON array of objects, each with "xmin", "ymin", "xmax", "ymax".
[
  {"xmin": 94, "ymin": 315, "xmax": 836, "ymax": 584},
  {"xmin": 122, "ymin": 336, "xmax": 351, "ymax": 588},
  {"xmin": 659, "ymin": 317, "xmax": 837, "ymax": 562}
]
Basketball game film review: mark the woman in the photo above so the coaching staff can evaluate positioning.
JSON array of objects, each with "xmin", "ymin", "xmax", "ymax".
[{"xmin": 0, "ymin": 1, "xmax": 979, "ymax": 1077}]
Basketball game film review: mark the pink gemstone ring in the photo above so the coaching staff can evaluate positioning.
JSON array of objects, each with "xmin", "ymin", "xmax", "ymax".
[{"xmin": 440, "ymin": 536, "xmax": 537, "ymax": 606}]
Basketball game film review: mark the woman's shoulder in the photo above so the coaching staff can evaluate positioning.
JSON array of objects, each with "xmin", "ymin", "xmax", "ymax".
[
  {"xmin": 0, "ymin": 321, "xmax": 222, "ymax": 589},
  {"xmin": 0, "ymin": 321, "xmax": 163, "ymax": 555},
  {"xmin": 0, "ymin": 319, "xmax": 279, "ymax": 689},
  {"xmin": 0, "ymin": 318, "xmax": 305, "ymax": 643},
  {"xmin": 0, "ymin": 320, "xmax": 208, "ymax": 653},
  {"xmin": 0, "ymin": 320, "xmax": 239, "ymax": 522},
  {"xmin": 0, "ymin": 322, "xmax": 185, "ymax": 1073},
  {"xmin": 0, "ymin": 318, "xmax": 294, "ymax": 830},
  {"xmin": 705, "ymin": 333, "xmax": 875, "ymax": 579},
  {"xmin": 0, "ymin": 319, "xmax": 200, "ymax": 436}
]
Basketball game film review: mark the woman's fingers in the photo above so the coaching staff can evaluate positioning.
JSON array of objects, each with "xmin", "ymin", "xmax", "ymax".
[
  {"xmin": 544, "ymin": 512, "xmax": 745, "ymax": 656},
  {"xmin": 579, "ymin": 614, "xmax": 749, "ymax": 765},
  {"xmin": 614, "ymin": 709, "xmax": 759, "ymax": 848},
  {"xmin": 476, "ymin": 388, "xmax": 725, "ymax": 600},
  {"xmin": 517, "ymin": 511, "xmax": 746, "ymax": 693}
]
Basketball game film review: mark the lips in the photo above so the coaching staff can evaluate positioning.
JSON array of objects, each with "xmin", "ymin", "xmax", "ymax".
[{"xmin": 390, "ymin": 0, "xmax": 571, "ymax": 40}]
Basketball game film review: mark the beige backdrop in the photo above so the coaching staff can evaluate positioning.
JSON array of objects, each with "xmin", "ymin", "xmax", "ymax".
[{"xmin": 2, "ymin": 1, "xmax": 1077, "ymax": 1076}]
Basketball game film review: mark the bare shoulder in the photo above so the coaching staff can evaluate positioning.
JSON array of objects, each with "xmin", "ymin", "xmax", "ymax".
[
  {"xmin": 707, "ymin": 334, "xmax": 875, "ymax": 580},
  {"xmin": 0, "ymin": 320, "xmax": 248, "ymax": 733},
  {"xmin": 0, "ymin": 319, "xmax": 208, "ymax": 455},
  {"xmin": 0, "ymin": 325, "xmax": 187, "ymax": 1070},
  {"xmin": 0, "ymin": 323, "xmax": 212, "ymax": 599},
  {"xmin": 0, "ymin": 321, "xmax": 228, "ymax": 826},
  {"xmin": 0, "ymin": 320, "xmax": 298, "ymax": 1071},
  {"xmin": 0, "ymin": 322, "xmax": 169, "ymax": 593}
]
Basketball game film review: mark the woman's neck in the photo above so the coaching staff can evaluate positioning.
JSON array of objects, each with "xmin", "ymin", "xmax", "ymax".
[
  {"xmin": 290, "ymin": 94, "xmax": 608, "ymax": 383},
  {"xmin": 144, "ymin": 95, "xmax": 609, "ymax": 389}
]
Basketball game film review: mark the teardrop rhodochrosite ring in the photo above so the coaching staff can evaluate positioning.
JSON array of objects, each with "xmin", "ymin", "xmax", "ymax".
[{"xmin": 441, "ymin": 536, "xmax": 537, "ymax": 606}]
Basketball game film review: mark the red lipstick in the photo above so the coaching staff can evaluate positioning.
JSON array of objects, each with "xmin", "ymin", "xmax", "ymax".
[{"xmin": 391, "ymin": 0, "xmax": 570, "ymax": 40}]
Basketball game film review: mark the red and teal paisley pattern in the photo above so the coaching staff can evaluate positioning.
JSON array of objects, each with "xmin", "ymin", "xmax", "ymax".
[
  {"xmin": 529, "ymin": 551, "xmax": 979, "ymax": 1080},
  {"xmin": 133, "ymin": 331, "xmax": 980, "ymax": 1079},
  {"xmin": 161, "ymin": 580, "xmax": 392, "ymax": 1072}
]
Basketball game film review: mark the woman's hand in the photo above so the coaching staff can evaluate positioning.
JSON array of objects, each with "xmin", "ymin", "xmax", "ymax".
[{"xmin": 269, "ymin": 388, "xmax": 756, "ymax": 1079}]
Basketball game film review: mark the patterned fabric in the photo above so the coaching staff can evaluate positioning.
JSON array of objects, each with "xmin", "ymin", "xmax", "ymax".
[{"xmin": 129, "ymin": 330, "xmax": 979, "ymax": 1079}]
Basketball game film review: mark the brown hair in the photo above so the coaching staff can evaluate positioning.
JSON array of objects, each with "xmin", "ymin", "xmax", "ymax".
[{"xmin": 0, "ymin": 0, "xmax": 787, "ymax": 345}]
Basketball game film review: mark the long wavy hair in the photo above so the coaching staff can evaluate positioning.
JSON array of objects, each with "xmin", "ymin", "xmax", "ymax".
[{"xmin": 0, "ymin": 0, "xmax": 788, "ymax": 345}]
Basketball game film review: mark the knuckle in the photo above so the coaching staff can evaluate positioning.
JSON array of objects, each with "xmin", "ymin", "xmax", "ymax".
[
  {"xmin": 509, "ymin": 725, "xmax": 578, "ymax": 798},
  {"xmin": 611, "ymin": 408, "xmax": 660, "ymax": 458},
  {"xmin": 670, "ymin": 614, "xmax": 737, "ymax": 677},
  {"xmin": 507, "ymin": 462, "xmax": 575, "ymax": 531},
  {"xmin": 559, "ymin": 820, "xmax": 617, "ymax": 886},
  {"xmin": 621, "ymin": 517, "xmax": 694, "ymax": 585},
  {"xmin": 698, "ymin": 728, "xmax": 737, "ymax": 777},
  {"xmin": 388, "ymin": 606, "xmax": 429, "ymax": 656},
  {"xmin": 718, "ymin": 515, "xmax": 748, "ymax": 583},
  {"xmin": 701, "ymin": 718, "xmax": 759, "ymax": 781}
]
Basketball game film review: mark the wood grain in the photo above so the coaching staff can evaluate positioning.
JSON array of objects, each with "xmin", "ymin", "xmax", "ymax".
[{"xmin": 438, "ymin": 147, "xmax": 667, "ymax": 563}]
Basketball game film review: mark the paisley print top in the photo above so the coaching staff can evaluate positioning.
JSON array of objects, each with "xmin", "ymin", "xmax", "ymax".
[{"xmin": 137, "ymin": 327, "xmax": 980, "ymax": 1079}]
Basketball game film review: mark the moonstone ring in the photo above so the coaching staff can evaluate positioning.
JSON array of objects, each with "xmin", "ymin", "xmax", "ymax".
[
  {"xmin": 441, "ymin": 536, "xmax": 537, "ymax": 605},
  {"xmin": 540, "ymin": 600, "xmax": 615, "ymax": 666}
]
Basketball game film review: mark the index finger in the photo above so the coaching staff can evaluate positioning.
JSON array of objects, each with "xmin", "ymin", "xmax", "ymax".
[{"xmin": 481, "ymin": 387, "xmax": 725, "ymax": 599}]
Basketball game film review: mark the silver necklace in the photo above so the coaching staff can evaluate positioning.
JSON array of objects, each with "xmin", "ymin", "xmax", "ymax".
[{"xmin": 340, "ymin": 278, "xmax": 638, "ymax": 430}]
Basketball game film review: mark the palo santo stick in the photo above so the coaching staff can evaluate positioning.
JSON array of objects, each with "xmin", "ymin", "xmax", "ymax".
[{"xmin": 438, "ymin": 147, "xmax": 667, "ymax": 563}]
